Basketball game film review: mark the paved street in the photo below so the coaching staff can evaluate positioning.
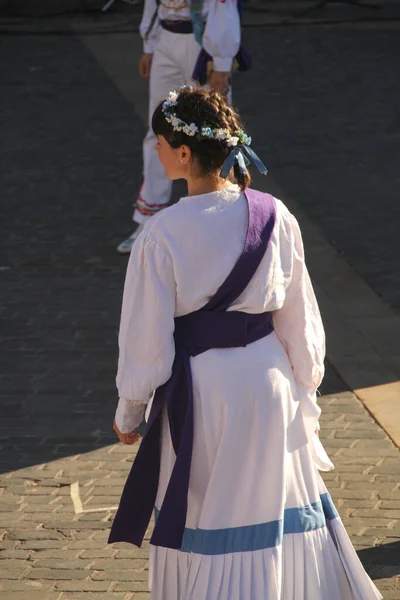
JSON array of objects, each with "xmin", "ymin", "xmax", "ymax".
[
  {"xmin": 0, "ymin": 393, "xmax": 399, "ymax": 600},
  {"xmin": 1, "ymin": 7, "xmax": 400, "ymax": 599}
]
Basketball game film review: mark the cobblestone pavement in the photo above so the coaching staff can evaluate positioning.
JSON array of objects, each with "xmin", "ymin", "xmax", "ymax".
[
  {"xmin": 0, "ymin": 394, "xmax": 399, "ymax": 600},
  {"xmin": 1, "ymin": 14, "xmax": 400, "ymax": 600}
]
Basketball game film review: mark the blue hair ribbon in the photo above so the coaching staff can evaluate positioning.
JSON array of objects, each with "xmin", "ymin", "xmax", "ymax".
[
  {"xmin": 236, "ymin": 149, "xmax": 247, "ymax": 174},
  {"xmin": 241, "ymin": 145, "xmax": 268, "ymax": 176},
  {"xmin": 220, "ymin": 144, "xmax": 268, "ymax": 179}
]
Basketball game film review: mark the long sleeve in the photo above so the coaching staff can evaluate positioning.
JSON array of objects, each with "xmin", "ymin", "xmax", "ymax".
[
  {"xmin": 273, "ymin": 214, "xmax": 325, "ymax": 395},
  {"xmin": 116, "ymin": 229, "xmax": 176, "ymax": 404},
  {"xmin": 202, "ymin": 0, "xmax": 241, "ymax": 72},
  {"xmin": 139, "ymin": 0, "xmax": 160, "ymax": 54},
  {"xmin": 272, "ymin": 214, "xmax": 333, "ymax": 471}
]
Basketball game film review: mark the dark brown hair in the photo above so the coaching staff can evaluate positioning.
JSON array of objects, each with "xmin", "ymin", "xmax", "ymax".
[{"xmin": 151, "ymin": 87, "xmax": 251, "ymax": 191}]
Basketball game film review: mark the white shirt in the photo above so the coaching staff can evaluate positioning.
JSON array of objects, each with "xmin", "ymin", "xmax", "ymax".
[
  {"xmin": 115, "ymin": 186, "xmax": 326, "ymax": 436},
  {"xmin": 140, "ymin": 0, "xmax": 241, "ymax": 72}
]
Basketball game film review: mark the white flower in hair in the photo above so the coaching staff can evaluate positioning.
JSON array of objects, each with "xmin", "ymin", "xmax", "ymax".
[
  {"xmin": 171, "ymin": 116, "xmax": 181, "ymax": 128},
  {"xmin": 227, "ymin": 136, "xmax": 239, "ymax": 147},
  {"xmin": 167, "ymin": 91, "xmax": 179, "ymax": 105},
  {"xmin": 215, "ymin": 128, "xmax": 227, "ymax": 141},
  {"xmin": 188, "ymin": 123, "xmax": 198, "ymax": 134}
]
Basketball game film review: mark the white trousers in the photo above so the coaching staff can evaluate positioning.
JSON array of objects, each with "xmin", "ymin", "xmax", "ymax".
[{"xmin": 134, "ymin": 29, "xmax": 201, "ymax": 224}]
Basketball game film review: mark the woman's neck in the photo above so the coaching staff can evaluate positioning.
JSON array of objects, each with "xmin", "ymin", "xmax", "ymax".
[{"xmin": 186, "ymin": 175, "xmax": 234, "ymax": 198}]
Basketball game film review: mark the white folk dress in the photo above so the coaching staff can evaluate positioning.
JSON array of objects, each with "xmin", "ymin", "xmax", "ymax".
[{"xmin": 115, "ymin": 185, "xmax": 382, "ymax": 600}]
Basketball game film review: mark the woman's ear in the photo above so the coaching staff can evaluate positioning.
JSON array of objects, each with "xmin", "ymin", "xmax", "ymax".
[{"xmin": 179, "ymin": 144, "xmax": 192, "ymax": 167}]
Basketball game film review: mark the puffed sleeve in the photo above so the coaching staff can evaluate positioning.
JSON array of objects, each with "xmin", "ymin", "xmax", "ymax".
[
  {"xmin": 202, "ymin": 0, "xmax": 241, "ymax": 72},
  {"xmin": 139, "ymin": 0, "xmax": 160, "ymax": 54},
  {"xmin": 273, "ymin": 214, "xmax": 325, "ymax": 395},
  {"xmin": 116, "ymin": 230, "xmax": 176, "ymax": 404},
  {"xmin": 272, "ymin": 214, "xmax": 333, "ymax": 471}
]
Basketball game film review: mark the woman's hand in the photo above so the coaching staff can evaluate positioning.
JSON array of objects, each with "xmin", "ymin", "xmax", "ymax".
[
  {"xmin": 113, "ymin": 420, "xmax": 141, "ymax": 445},
  {"xmin": 209, "ymin": 71, "xmax": 230, "ymax": 96},
  {"xmin": 139, "ymin": 53, "xmax": 153, "ymax": 79}
]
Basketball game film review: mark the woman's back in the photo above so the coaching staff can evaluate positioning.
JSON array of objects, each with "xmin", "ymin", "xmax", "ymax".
[
  {"xmin": 117, "ymin": 184, "xmax": 324, "ymax": 412},
  {"xmin": 143, "ymin": 185, "xmax": 292, "ymax": 317}
]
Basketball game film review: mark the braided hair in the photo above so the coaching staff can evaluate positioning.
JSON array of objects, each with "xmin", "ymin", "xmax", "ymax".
[{"xmin": 151, "ymin": 87, "xmax": 251, "ymax": 191}]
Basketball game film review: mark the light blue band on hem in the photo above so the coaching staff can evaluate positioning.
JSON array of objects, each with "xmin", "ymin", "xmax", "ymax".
[
  {"xmin": 283, "ymin": 500, "xmax": 326, "ymax": 534},
  {"xmin": 320, "ymin": 491, "xmax": 339, "ymax": 521},
  {"xmin": 154, "ymin": 492, "xmax": 338, "ymax": 555}
]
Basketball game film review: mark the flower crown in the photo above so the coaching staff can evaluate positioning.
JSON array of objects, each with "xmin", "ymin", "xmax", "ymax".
[{"xmin": 161, "ymin": 86, "xmax": 252, "ymax": 148}]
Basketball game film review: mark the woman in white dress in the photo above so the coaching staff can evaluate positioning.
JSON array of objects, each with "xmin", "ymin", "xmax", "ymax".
[{"xmin": 109, "ymin": 86, "xmax": 382, "ymax": 600}]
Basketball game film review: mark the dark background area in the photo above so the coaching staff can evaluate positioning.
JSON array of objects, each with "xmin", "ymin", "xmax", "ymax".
[{"xmin": 0, "ymin": 5, "xmax": 399, "ymax": 465}]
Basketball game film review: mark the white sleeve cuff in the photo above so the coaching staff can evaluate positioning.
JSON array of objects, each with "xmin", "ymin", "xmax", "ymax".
[
  {"xmin": 143, "ymin": 41, "xmax": 154, "ymax": 54},
  {"xmin": 212, "ymin": 57, "xmax": 234, "ymax": 73},
  {"xmin": 115, "ymin": 398, "xmax": 146, "ymax": 434}
]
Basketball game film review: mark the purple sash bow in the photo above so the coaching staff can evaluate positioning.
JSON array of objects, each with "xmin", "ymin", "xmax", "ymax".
[{"xmin": 109, "ymin": 189, "xmax": 276, "ymax": 550}]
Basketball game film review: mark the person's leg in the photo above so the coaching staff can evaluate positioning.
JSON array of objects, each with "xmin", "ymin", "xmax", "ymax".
[
  {"xmin": 175, "ymin": 30, "xmax": 202, "ymax": 85},
  {"xmin": 118, "ymin": 31, "xmax": 198, "ymax": 253},
  {"xmin": 134, "ymin": 38, "xmax": 177, "ymax": 227}
]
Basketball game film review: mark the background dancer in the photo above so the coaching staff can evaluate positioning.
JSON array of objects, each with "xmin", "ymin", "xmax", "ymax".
[{"xmin": 117, "ymin": 0, "xmax": 246, "ymax": 254}]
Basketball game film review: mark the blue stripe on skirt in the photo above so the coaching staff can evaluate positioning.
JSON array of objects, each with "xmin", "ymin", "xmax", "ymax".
[{"xmin": 154, "ymin": 493, "xmax": 339, "ymax": 555}]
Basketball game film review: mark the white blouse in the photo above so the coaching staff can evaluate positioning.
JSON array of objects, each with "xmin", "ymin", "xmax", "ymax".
[
  {"xmin": 140, "ymin": 0, "xmax": 241, "ymax": 72},
  {"xmin": 114, "ymin": 186, "xmax": 325, "ymax": 435}
]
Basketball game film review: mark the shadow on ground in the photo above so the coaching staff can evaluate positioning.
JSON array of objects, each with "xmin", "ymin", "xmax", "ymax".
[{"xmin": 358, "ymin": 541, "xmax": 400, "ymax": 580}]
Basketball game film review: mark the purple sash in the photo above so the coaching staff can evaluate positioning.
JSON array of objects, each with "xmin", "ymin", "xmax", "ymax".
[
  {"xmin": 109, "ymin": 189, "xmax": 276, "ymax": 550},
  {"xmin": 160, "ymin": 20, "xmax": 194, "ymax": 34},
  {"xmin": 192, "ymin": 45, "xmax": 252, "ymax": 86}
]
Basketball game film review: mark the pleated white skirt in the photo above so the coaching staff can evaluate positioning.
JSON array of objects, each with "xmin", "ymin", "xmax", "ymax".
[
  {"xmin": 147, "ymin": 334, "xmax": 382, "ymax": 600},
  {"xmin": 149, "ymin": 521, "xmax": 377, "ymax": 600}
]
